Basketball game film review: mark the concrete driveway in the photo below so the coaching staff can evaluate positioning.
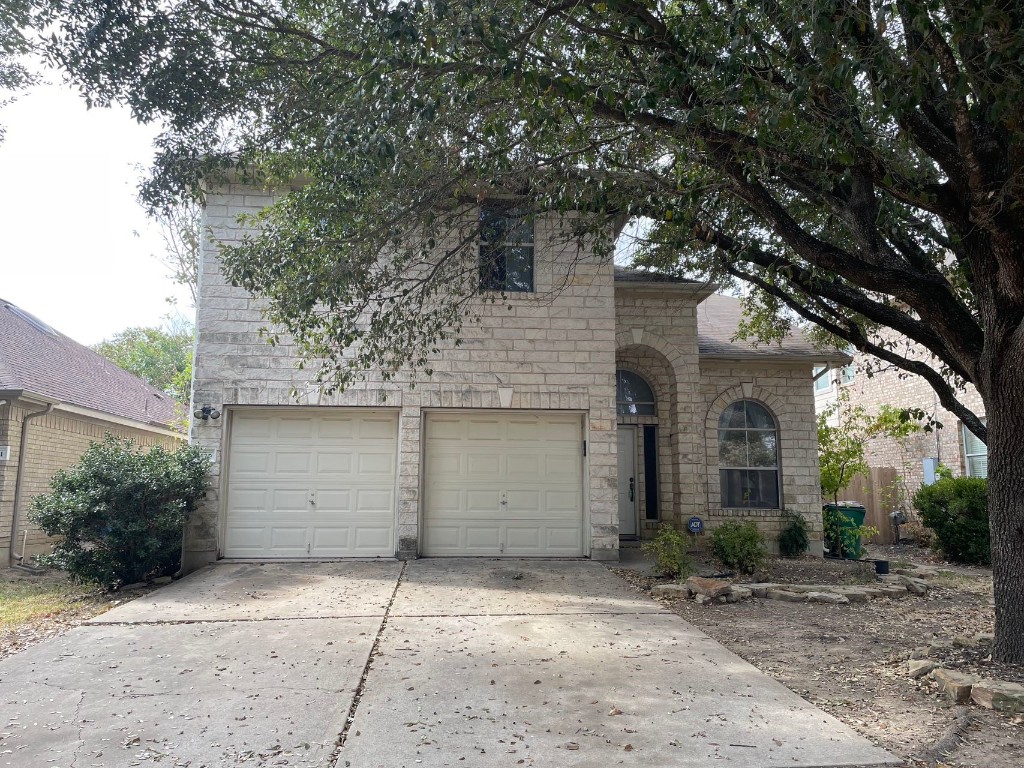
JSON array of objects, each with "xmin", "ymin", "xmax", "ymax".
[{"xmin": 0, "ymin": 560, "xmax": 899, "ymax": 768}]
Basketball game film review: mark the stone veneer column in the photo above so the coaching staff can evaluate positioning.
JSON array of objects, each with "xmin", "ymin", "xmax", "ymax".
[{"xmin": 396, "ymin": 403, "xmax": 421, "ymax": 558}]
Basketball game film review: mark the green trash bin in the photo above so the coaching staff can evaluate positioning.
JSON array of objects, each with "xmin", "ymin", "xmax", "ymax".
[{"xmin": 824, "ymin": 502, "xmax": 867, "ymax": 559}]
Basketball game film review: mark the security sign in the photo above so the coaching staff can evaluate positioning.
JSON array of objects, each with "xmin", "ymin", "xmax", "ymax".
[{"xmin": 687, "ymin": 516, "xmax": 704, "ymax": 534}]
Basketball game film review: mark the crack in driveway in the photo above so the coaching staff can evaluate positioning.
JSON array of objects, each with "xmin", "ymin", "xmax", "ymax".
[{"xmin": 329, "ymin": 560, "xmax": 406, "ymax": 766}]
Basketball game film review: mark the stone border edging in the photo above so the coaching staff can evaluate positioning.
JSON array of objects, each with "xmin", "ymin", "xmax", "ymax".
[{"xmin": 650, "ymin": 569, "xmax": 932, "ymax": 606}]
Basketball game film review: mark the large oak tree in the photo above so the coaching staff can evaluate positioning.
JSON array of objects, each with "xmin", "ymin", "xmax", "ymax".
[{"xmin": 40, "ymin": 0, "xmax": 1024, "ymax": 660}]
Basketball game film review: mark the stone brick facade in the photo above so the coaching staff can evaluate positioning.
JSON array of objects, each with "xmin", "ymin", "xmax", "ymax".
[
  {"xmin": 187, "ymin": 182, "xmax": 827, "ymax": 569},
  {"xmin": 814, "ymin": 354, "xmax": 987, "ymax": 489},
  {"xmin": 701, "ymin": 365, "xmax": 825, "ymax": 554},
  {"xmin": 0, "ymin": 399, "xmax": 181, "ymax": 560}
]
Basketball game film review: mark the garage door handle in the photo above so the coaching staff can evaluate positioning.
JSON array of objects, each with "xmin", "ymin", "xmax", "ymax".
[{"xmin": 629, "ymin": 477, "xmax": 635, "ymax": 502}]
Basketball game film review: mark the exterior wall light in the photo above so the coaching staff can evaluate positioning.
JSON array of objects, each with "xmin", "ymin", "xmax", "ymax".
[{"xmin": 193, "ymin": 405, "xmax": 222, "ymax": 421}]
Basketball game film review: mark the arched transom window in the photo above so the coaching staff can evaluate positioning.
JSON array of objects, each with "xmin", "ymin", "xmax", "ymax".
[
  {"xmin": 616, "ymin": 370, "xmax": 656, "ymax": 416},
  {"xmin": 718, "ymin": 400, "xmax": 780, "ymax": 509}
]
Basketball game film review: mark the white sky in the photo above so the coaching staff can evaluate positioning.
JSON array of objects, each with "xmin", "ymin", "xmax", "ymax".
[{"xmin": 0, "ymin": 76, "xmax": 192, "ymax": 346}]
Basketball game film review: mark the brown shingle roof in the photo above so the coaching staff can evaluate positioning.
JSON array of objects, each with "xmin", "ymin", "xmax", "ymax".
[
  {"xmin": 0, "ymin": 299, "xmax": 179, "ymax": 429},
  {"xmin": 613, "ymin": 266, "xmax": 700, "ymax": 284},
  {"xmin": 697, "ymin": 293, "xmax": 850, "ymax": 363}
]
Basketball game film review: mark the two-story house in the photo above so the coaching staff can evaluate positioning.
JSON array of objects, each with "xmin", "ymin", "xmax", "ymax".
[{"xmin": 182, "ymin": 181, "xmax": 846, "ymax": 571}]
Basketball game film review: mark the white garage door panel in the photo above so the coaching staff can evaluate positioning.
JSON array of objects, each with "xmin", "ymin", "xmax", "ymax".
[
  {"xmin": 423, "ymin": 413, "xmax": 584, "ymax": 556},
  {"xmin": 224, "ymin": 410, "xmax": 398, "ymax": 558}
]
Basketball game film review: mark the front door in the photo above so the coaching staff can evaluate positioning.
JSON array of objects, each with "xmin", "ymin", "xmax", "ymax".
[{"xmin": 617, "ymin": 426, "xmax": 638, "ymax": 537}]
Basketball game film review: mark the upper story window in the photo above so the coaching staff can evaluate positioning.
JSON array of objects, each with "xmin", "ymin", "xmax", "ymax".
[
  {"xmin": 479, "ymin": 203, "xmax": 534, "ymax": 292},
  {"xmin": 962, "ymin": 421, "xmax": 988, "ymax": 478},
  {"xmin": 839, "ymin": 364, "xmax": 856, "ymax": 385},
  {"xmin": 616, "ymin": 369, "xmax": 656, "ymax": 416},
  {"xmin": 813, "ymin": 365, "xmax": 831, "ymax": 393},
  {"xmin": 718, "ymin": 400, "xmax": 780, "ymax": 509}
]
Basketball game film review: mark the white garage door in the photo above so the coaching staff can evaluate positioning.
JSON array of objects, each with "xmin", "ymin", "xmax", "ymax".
[
  {"xmin": 423, "ymin": 412, "xmax": 584, "ymax": 556},
  {"xmin": 224, "ymin": 409, "xmax": 398, "ymax": 558}
]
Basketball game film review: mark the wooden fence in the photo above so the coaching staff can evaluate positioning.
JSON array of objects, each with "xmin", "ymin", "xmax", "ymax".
[{"xmin": 838, "ymin": 466, "xmax": 901, "ymax": 544}]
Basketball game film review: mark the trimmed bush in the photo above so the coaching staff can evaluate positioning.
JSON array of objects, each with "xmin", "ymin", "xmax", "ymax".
[
  {"xmin": 711, "ymin": 520, "xmax": 767, "ymax": 574},
  {"xmin": 641, "ymin": 525, "xmax": 693, "ymax": 579},
  {"xmin": 777, "ymin": 512, "xmax": 809, "ymax": 557},
  {"xmin": 912, "ymin": 475, "xmax": 990, "ymax": 564},
  {"xmin": 29, "ymin": 436, "xmax": 210, "ymax": 588}
]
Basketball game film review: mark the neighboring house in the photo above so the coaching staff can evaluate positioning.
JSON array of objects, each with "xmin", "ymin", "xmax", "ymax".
[
  {"xmin": 813, "ymin": 354, "xmax": 987, "ymax": 488},
  {"xmin": 184, "ymin": 182, "xmax": 848, "ymax": 571},
  {"xmin": 0, "ymin": 300, "xmax": 182, "ymax": 565}
]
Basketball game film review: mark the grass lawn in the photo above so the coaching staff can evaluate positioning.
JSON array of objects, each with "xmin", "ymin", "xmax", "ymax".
[
  {"xmin": 0, "ymin": 577, "xmax": 97, "ymax": 629},
  {"xmin": 0, "ymin": 572, "xmax": 133, "ymax": 660}
]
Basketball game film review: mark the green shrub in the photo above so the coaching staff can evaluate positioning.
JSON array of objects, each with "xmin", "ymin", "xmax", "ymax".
[
  {"xmin": 641, "ymin": 525, "xmax": 693, "ymax": 579},
  {"xmin": 912, "ymin": 476, "xmax": 990, "ymax": 564},
  {"xmin": 711, "ymin": 521, "xmax": 767, "ymax": 574},
  {"xmin": 777, "ymin": 512, "xmax": 809, "ymax": 557},
  {"xmin": 29, "ymin": 436, "xmax": 210, "ymax": 588}
]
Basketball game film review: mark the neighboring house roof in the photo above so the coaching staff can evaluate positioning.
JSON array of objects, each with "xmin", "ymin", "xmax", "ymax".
[
  {"xmin": 697, "ymin": 293, "xmax": 851, "ymax": 364},
  {"xmin": 0, "ymin": 299, "xmax": 179, "ymax": 429}
]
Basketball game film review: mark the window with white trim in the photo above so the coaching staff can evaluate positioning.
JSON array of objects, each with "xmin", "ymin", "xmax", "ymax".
[
  {"xmin": 813, "ymin": 365, "xmax": 831, "ymax": 393},
  {"xmin": 718, "ymin": 400, "xmax": 780, "ymax": 509},
  {"xmin": 962, "ymin": 420, "xmax": 988, "ymax": 478}
]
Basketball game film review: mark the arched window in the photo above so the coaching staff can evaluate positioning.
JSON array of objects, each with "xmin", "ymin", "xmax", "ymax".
[
  {"xmin": 616, "ymin": 370, "xmax": 656, "ymax": 416},
  {"xmin": 718, "ymin": 400, "xmax": 780, "ymax": 508}
]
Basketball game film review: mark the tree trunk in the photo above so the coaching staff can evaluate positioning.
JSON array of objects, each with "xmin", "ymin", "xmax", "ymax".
[{"xmin": 987, "ymin": 352, "xmax": 1024, "ymax": 664}]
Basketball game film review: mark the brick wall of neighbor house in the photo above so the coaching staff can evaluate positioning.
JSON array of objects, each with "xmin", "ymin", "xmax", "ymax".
[
  {"xmin": 614, "ymin": 291, "xmax": 704, "ymax": 540},
  {"xmin": 187, "ymin": 182, "xmax": 620, "ymax": 570},
  {"xmin": 815, "ymin": 355, "xmax": 987, "ymax": 488},
  {"xmin": 0, "ymin": 401, "xmax": 14, "ymax": 555},
  {"xmin": 0, "ymin": 400, "xmax": 180, "ymax": 560},
  {"xmin": 700, "ymin": 363, "xmax": 824, "ymax": 555}
]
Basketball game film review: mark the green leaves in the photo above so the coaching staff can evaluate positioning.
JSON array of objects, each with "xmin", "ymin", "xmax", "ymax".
[
  {"xmin": 29, "ymin": 436, "xmax": 211, "ymax": 587},
  {"xmin": 93, "ymin": 320, "xmax": 194, "ymax": 406},
  {"xmin": 35, "ymin": 0, "xmax": 1014, "ymax": 427}
]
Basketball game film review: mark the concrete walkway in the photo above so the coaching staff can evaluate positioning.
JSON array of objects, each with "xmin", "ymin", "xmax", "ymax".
[{"xmin": 0, "ymin": 560, "xmax": 899, "ymax": 767}]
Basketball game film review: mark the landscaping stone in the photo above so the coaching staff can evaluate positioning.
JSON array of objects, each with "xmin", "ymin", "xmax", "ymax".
[
  {"xmin": 694, "ymin": 594, "xmax": 712, "ymax": 606},
  {"xmin": 909, "ymin": 647, "xmax": 930, "ymax": 660},
  {"xmin": 806, "ymin": 591, "xmax": 850, "ymax": 605},
  {"xmin": 765, "ymin": 588, "xmax": 807, "ymax": 603},
  {"xmin": 834, "ymin": 587, "xmax": 871, "ymax": 603},
  {"xmin": 651, "ymin": 583, "xmax": 691, "ymax": 599},
  {"xmin": 927, "ymin": 639, "xmax": 956, "ymax": 654},
  {"xmin": 971, "ymin": 680, "xmax": 1024, "ymax": 713},
  {"xmin": 152, "ymin": 576, "xmax": 173, "ymax": 585},
  {"xmin": 931, "ymin": 668, "xmax": 980, "ymax": 704},
  {"xmin": 744, "ymin": 583, "xmax": 778, "ymax": 598},
  {"xmin": 727, "ymin": 586, "xmax": 752, "ymax": 602},
  {"xmin": 973, "ymin": 632, "xmax": 995, "ymax": 645},
  {"xmin": 875, "ymin": 585, "xmax": 910, "ymax": 599},
  {"xmin": 907, "ymin": 660, "xmax": 937, "ymax": 679},
  {"xmin": 899, "ymin": 577, "xmax": 930, "ymax": 596},
  {"xmin": 684, "ymin": 576, "xmax": 732, "ymax": 599}
]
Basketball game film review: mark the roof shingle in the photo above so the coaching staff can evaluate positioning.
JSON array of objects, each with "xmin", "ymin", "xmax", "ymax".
[
  {"xmin": 697, "ymin": 293, "xmax": 849, "ymax": 362},
  {"xmin": 0, "ymin": 299, "xmax": 179, "ymax": 429}
]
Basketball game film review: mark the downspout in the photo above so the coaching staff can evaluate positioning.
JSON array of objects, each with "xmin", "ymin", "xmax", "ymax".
[{"xmin": 9, "ymin": 402, "xmax": 56, "ymax": 565}]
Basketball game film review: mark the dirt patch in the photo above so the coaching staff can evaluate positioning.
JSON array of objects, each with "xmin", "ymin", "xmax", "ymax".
[
  {"xmin": 613, "ymin": 549, "xmax": 1023, "ymax": 768},
  {"xmin": 740, "ymin": 554, "xmax": 877, "ymax": 585},
  {"xmin": 0, "ymin": 568, "xmax": 154, "ymax": 661}
]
